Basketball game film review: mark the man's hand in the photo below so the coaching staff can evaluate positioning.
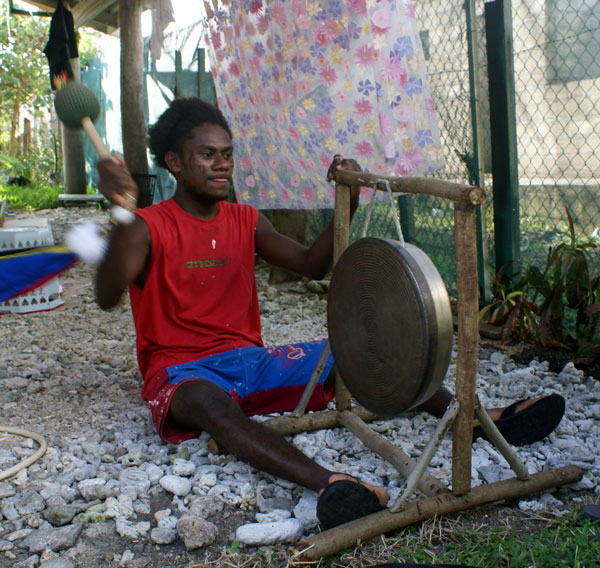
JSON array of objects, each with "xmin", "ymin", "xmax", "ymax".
[
  {"xmin": 326, "ymin": 154, "xmax": 361, "ymax": 212},
  {"xmin": 97, "ymin": 153, "xmax": 139, "ymax": 211}
]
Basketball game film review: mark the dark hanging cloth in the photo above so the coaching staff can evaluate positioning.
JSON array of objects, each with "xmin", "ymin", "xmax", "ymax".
[{"xmin": 43, "ymin": 0, "xmax": 79, "ymax": 90}]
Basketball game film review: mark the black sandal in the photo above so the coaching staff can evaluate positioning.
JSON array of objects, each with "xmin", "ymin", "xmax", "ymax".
[
  {"xmin": 316, "ymin": 479, "xmax": 385, "ymax": 530},
  {"xmin": 472, "ymin": 393, "xmax": 565, "ymax": 446}
]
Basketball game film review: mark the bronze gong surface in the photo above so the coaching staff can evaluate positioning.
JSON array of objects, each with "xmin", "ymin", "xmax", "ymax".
[{"xmin": 327, "ymin": 237, "xmax": 453, "ymax": 416}]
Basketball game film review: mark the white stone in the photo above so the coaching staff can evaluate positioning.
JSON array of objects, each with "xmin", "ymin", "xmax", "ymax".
[
  {"xmin": 235, "ymin": 518, "xmax": 304, "ymax": 545},
  {"xmin": 115, "ymin": 518, "xmax": 151, "ymax": 539},
  {"xmin": 255, "ymin": 509, "xmax": 291, "ymax": 523},
  {"xmin": 150, "ymin": 526, "xmax": 178, "ymax": 545},
  {"xmin": 177, "ymin": 515, "xmax": 218, "ymax": 550},
  {"xmin": 172, "ymin": 459, "xmax": 196, "ymax": 477},
  {"xmin": 198, "ymin": 473, "xmax": 217, "ymax": 487},
  {"xmin": 159, "ymin": 475, "xmax": 192, "ymax": 497},
  {"xmin": 144, "ymin": 463, "xmax": 164, "ymax": 484},
  {"xmin": 78, "ymin": 478, "xmax": 111, "ymax": 501},
  {"xmin": 293, "ymin": 492, "xmax": 318, "ymax": 527},
  {"xmin": 119, "ymin": 468, "xmax": 150, "ymax": 498}
]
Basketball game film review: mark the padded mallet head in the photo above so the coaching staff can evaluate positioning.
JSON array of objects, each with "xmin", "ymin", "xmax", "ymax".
[{"xmin": 54, "ymin": 81, "xmax": 100, "ymax": 128}]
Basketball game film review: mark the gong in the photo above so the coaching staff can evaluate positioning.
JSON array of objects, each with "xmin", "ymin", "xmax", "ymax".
[{"xmin": 327, "ymin": 237, "xmax": 453, "ymax": 416}]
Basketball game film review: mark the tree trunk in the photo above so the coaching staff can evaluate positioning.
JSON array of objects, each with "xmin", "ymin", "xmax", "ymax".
[
  {"xmin": 268, "ymin": 209, "xmax": 310, "ymax": 284},
  {"xmin": 9, "ymin": 94, "xmax": 20, "ymax": 156},
  {"xmin": 23, "ymin": 118, "xmax": 31, "ymax": 154},
  {"xmin": 120, "ymin": 0, "xmax": 148, "ymax": 177},
  {"xmin": 62, "ymin": 57, "xmax": 87, "ymax": 194}
]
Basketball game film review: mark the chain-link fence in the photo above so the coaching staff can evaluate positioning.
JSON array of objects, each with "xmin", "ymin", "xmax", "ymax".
[{"xmin": 511, "ymin": 0, "xmax": 600, "ymax": 273}]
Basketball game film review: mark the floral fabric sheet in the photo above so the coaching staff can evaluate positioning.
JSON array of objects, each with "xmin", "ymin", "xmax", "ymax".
[{"xmin": 204, "ymin": 0, "xmax": 445, "ymax": 209}]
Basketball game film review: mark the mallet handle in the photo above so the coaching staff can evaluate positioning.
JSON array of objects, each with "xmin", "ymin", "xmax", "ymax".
[
  {"xmin": 81, "ymin": 116, "xmax": 111, "ymax": 160},
  {"xmin": 80, "ymin": 116, "xmax": 135, "ymax": 224}
]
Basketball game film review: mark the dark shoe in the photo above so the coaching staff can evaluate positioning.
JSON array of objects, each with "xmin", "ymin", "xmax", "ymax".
[
  {"xmin": 472, "ymin": 393, "xmax": 565, "ymax": 446},
  {"xmin": 316, "ymin": 480, "xmax": 385, "ymax": 530},
  {"xmin": 583, "ymin": 503, "xmax": 600, "ymax": 523}
]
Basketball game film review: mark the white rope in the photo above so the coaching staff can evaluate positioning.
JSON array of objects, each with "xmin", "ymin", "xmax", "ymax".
[
  {"xmin": 0, "ymin": 426, "xmax": 48, "ymax": 481},
  {"xmin": 361, "ymin": 187, "xmax": 378, "ymax": 238},
  {"xmin": 363, "ymin": 179, "xmax": 405, "ymax": 247},
  {"xmin": 381, "ymin": 179, "xmax": 405, "ymax": 247}
]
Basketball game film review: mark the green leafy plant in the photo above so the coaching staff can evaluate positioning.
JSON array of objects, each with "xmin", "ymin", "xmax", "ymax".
[
  {"xmin": 480, "ymin": 207, "xmax": 599, "ymax": 352},
  {"xmin": 535, "ymin": 207, "xmax": 599, "ymax": 349},
  {"xmin": 0, "ymin": 153, "xmax": 32, "ymax": 181},
  {"xmin": 0, "ymin": 182, "xmax": 62, "ymax": 211},
  {"xmin": 479, "ymin": 262, "xmax": 539, "ymax": 342}
]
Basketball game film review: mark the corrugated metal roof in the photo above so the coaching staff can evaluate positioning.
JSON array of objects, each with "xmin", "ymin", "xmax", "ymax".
[{"xmin": 11, "ymin": 0, "xmax": 121, "ymax": 34}]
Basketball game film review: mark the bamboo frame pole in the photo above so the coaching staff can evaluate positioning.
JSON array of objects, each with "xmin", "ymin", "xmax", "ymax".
[
  {"xmin": 389, "ymin": 399, "xmax": 459, "ymax": 510},
  {"xmin": 333, "ymin": 183, "xmax": 352, "ymax": 411},
  {"xmin": 474, "ymin": 397, "xmax": 529, "ymax": 480},
  {"xmin": 339, "ymin": 410, "xmax": 449, "ymax": 498},
  {"xmin": 333, "ymin": 170, "xmax": 486, "ymax": 205},
  {"xmin": 291, "ymin": 465, "xmax": 582, "ymax": 562},
  {"xmin": 452, "ymin": 203, "xmax": 480, "ymax": 495},
  {"xmin": 263, "ymin": 407, "xmax": 377, "ymax": 436},
  {"xmin": 292, "ymin": 342, "xmax": 332, "ymax": 416}
]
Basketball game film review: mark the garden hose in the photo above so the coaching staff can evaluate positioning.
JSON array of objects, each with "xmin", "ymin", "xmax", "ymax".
[{"xmin": 0, "ymin": 425, "xmax": 47, "ymax": 481}]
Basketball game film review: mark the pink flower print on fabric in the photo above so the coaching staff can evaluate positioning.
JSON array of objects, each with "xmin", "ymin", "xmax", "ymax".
[
  {"xmin": 297, "ymin": 14, "xmax": 311, "ymax": 30},
  {"xmin": 349, "ymin": 0, "xmax": 367, "ymax": 16},
  {"xmin": 354, "ymin": 141, "xmax": 374, "ymax": 157},
  {"xmin": 354, "ymin": 98, "xmax": 373, "ymax": 117},
  {"xmin": 319, "ymin": 65, "xmax": 337, "ymax": 86},
  {"xmin": 314, "ymin": 115, "xmax": 332, "ymax": 133},
  {"xmin": 355, "ymin": 45, "xmax": 376, "ymax": 65},
  {"xmin": 239, "ymin": 156, "xmax": 251, "ymax": 171},
  {"xmin": 379, "ymin": 112, "xmax": 391, "ymax": 136},
  {"xmin": 372, "ymin": 8, "xmax": 392, "ymax": 33},
  {"xmin": 399, "ymin": 148, "xmax": 423, "ymax": 175}
]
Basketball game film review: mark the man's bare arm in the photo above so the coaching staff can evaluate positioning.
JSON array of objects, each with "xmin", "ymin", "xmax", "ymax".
[
  {"xmin": 255, "ymin": 156, "xmax": 361, "ymax": 278},
  {"xmin": 94, "ymin": 156, "xmax": 151, "ymax": 310}
]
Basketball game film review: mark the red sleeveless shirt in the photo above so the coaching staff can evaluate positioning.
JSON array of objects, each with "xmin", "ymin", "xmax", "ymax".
[{"xmin": 130, "ymin": 198, "xmax": 263, "ymax": 399}]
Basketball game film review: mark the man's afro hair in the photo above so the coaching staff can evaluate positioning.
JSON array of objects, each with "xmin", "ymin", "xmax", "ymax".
[{"xmin": 148, "ymin": 97, "xmax": 233, "ymax": 170}]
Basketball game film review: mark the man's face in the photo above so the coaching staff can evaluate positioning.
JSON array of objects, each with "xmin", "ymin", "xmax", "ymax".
[{"xmin": 167, "ymin": 123, "xmax": 234, "ymax": 203}]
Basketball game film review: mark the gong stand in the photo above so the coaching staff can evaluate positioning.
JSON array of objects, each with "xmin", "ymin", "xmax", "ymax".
[{"xmin": 260, "ymin": 171, "xmax": 582, "ymax": 562}]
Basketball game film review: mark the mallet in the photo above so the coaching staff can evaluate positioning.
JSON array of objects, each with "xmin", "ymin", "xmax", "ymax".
[{"xmin": 54, "ymin": 81, "xmax": 135, "ymax": 224}]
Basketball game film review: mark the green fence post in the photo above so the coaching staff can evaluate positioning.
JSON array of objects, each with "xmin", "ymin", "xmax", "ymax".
[
  {"xmin": 175, "ymin": 50, "xmax": 183, "ymax": 98},
  {"xmin": 397, "ymin": 195, "xmax": 416, "ymax": 244},
  {"xmin": 485, "ymin": 0, "xmax": 520, "ymax": 277},
  {"xmin": 466, "ymin": 0, "xmax": 492, "ymax": 302},
  {"xmin": 197, "ymin": 48, "xmax": 217, "ymax": 105}
]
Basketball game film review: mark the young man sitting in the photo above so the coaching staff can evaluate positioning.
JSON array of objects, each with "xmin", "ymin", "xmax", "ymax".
[{"xmin": 95, "ymin": 97, "xmax": 565, "ymax": 529}]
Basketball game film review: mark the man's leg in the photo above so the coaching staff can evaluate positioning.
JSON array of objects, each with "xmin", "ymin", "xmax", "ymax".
[
  {"xmin": 416, "ymin": 386, "xmax": 453, "ymax": 417},
  {"xmin": 168, "ymin": 379, "xmax": 388, "ymax": 503}
]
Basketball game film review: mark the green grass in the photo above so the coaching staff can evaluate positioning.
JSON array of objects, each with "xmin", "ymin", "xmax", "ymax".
[
  {"xmin": 393, "ymin": 512, "xmax": 597, "ymax": 567},
  {"xmin": 399, "ymin": 527, "xmax": 595, "ymax": 566},
  {"xmin": 0, "ymin": 182, "xmax": 98, "ymax": 211},
  {"xmin": 321, "ymin": 509, "xmax": 599, "ymax": 568}
]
